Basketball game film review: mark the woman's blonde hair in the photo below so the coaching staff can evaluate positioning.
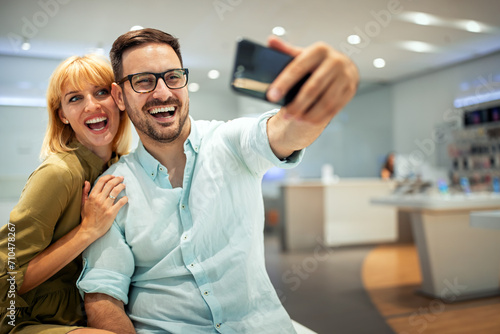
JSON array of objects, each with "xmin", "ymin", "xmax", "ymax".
[{"xmin": 40, "ymin": 54, "xmax": 131, "ymax": 160}]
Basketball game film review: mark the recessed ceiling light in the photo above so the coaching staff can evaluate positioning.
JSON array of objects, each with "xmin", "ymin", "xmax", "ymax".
[
  {"xmin": 400, "ymin": 41, "xmax": 436, "ymax": 53},
  {"xmin": 347, "ymin": 35, "xmax": 361, "ymax": 45},
  {"xmin": 414, "ymin": 13, "xmax": 431, "ymax": 25},
  {"xmin": 130, "ymin": 25, "xmax": 144, "ymax": 31},
  {"xmin": 21, "ymin": 41, "xmax": 31, "ymax": 51},
  {"xmin": 272, "ymin": 26, "xmax": 286, "ymax": 36},
  {"xmin": 208, "ymin": 70, "xmax": 220, "ymax": 80},
  {"xmin": 373, "ymin": 58, "xmax": 386, "ymax": 68},
  {"xmin": 188, "ymin": 83, "xmax": 200, "ymax": 93},
  {"xmin": 465, "ymin": 20, "xmax": 481, "ymax": 33}
]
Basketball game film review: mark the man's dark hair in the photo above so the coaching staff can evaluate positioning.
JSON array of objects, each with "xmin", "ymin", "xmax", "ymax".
[{"xmin": 110, "ymin": 28, "xmax": 183, "ymax": 81}]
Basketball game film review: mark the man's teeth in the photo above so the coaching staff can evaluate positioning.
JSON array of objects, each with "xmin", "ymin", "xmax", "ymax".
[
  {"xmin": 150, "ymin": 106, "xmax": 175, "ymax": 115},
  {"xmin": 85, "ymin": 116, "xmax": 108, "ymax": 124}
]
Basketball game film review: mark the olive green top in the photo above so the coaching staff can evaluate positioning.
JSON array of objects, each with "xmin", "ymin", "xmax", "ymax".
[{"xmin": 0, "ymin": 140, "xmax": 117, "ymax": 332}]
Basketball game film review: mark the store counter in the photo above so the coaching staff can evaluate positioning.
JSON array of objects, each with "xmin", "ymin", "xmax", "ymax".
[
  {"xmin": 281, "ymin": 178, "xmax": 396, "ymax": 250},
  {"xmin": 372, "ymin": 193, "xmax": 500, "ymax": 301},
  {"xmin": 470, "ymin": 210, "xmax": 500, "ymax": 230}
]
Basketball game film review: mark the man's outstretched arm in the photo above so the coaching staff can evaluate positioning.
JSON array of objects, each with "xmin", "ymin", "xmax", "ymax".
[
  {"xmin": 266, "ymin": 36, "xmax": 359, "ymax": 160},
  {"xmin": 85, "ymin": 293, "xmax": 136, "ymax": 334}
]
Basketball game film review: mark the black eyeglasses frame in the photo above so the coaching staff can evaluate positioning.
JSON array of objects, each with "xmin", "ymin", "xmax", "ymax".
[{"xmin": 117, "ymin": 68, "xmax": 189, "ymax": 93}]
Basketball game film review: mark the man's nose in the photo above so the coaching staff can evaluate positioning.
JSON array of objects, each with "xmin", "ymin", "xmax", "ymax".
[{"xmin": 152, "ymin": 77, "xmax": 174, "ymax": 100}]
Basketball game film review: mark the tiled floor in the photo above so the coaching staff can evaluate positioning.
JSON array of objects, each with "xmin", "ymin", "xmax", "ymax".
[
  {"xmin": 265, "ymin": 234, "xmax": 500, "ymax": 334},
  {"xmin": 264, "ymin": 233, "xmax": 394, "ymax": 334},
  {"xmin": 363, "ymin": 244, "xmax": 500, "ymax": 334}
]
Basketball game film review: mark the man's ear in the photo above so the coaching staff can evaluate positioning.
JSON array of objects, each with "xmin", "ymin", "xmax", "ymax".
[{"xmin": 111, "ymin": 82, "xmax": 126, "ymax": 111}]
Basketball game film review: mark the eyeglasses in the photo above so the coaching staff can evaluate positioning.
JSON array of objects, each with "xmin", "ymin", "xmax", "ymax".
[{"xmin": 117, "ymin": 68, "xmax": 189, "ymax": 93}]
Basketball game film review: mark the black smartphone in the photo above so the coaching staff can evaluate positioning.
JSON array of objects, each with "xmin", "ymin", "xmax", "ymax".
[{"xmin": 230, "ymin": 38, "xmax": 309, "ymax": 106}]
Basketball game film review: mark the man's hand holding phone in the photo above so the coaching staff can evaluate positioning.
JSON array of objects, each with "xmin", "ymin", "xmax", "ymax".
[
  {"xmin": 266, "ymin": 35, "xmax": 359, "ymax": 125},
  {"xmin": 263, "ymin": 36, "xmax": 359, "ymax": 160},
  {"xmin": 230, "ymin": 35, "xmax": 358, "ymax": 159}
]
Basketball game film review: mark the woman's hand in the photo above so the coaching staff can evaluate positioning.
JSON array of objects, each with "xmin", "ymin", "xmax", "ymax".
[
  {"xmin": 18, "ymin": 175, "xmax": 128, "ymax": 295},
  {"xmin": 80, "ymin": 175, "xmax": 128, "ymax": 240}
]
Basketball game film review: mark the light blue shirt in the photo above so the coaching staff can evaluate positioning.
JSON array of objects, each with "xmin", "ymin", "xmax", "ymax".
[{"xmin": 77, "ymin": 111, "xmax": 303, "ymax": 334}]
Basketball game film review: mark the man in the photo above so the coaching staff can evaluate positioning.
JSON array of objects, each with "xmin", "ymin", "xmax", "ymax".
[{"xmin": 77, "ymin": 28, "xmax": 358, "ymax": 333}]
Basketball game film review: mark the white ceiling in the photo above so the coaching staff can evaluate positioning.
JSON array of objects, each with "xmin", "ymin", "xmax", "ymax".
[{"xmin": 1, "ymin": 0, "xmax": 500, "ymax": 97}]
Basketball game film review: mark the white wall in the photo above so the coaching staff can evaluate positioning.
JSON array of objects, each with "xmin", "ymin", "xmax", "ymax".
[
  {"xmin": 293, "ymin": 84, "xmax": 393, "ymax": 178},
  {"xmin": 0, "ymin": 105, "xmax": 48, "ymax": 199}
]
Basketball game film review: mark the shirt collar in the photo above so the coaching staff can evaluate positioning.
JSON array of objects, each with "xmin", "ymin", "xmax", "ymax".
[
  {"xmin": 185, "ymin": 116, "xmax": 201, "ymax": 153},
  {"xmin": 136, "ymin": 116, "xmax": 200, "ymax": 180}
]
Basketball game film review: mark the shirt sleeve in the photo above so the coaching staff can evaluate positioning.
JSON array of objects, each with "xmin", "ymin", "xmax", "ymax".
[
  {"xmin": 0, "ymin": 162, "xmax": 78, "ymax": 307},
  {"xmin": 77, "ymin": 223, "xmax": 135, "ymax": 305},
  {"xmin": 228, "ymin": 110, "xmax": 305, "ymax": 175}
]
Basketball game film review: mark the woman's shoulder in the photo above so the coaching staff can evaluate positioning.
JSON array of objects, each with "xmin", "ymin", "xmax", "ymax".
[{"xmin": 35, "ymin": 151, "xmax": 85, "ymax": 181}]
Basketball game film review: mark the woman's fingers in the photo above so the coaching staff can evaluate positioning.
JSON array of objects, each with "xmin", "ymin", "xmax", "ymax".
[
  {"xmin": 108, "ymin": 195, "xmax": 128, "ymax": 217},
  {"xmin": 81, "ymin": 180, "xmax": 91, "ymax": 206},
  {"xmin": 89, "ymin": 175, "xmax": 125, "ymax": 202},
  {"xmin": 90, "ymin": 174, "xmax": 115, "ymax": 194},
  {"xmin": 108, "ymin": 182, "xmax": 126, "ymax": 202},
  {"xmin": 80, "ymin": 175, "xmax": 127, "ymax": 239}
]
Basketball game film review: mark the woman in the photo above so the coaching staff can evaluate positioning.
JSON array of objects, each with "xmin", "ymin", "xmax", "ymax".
[
  {"xmin": 0, "ymin": 54, "xmax": 132, "ymax": 333},
  {"xmin": 380, "ymin": 152, "xmax": 395, "ymax": 180}
]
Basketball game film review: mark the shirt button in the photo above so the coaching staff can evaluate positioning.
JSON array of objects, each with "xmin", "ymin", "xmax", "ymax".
[
  {"xmin": 181, "ymin": 204, "xmax": 186, "ymax": 209},
  {"xmin": 204, "ymin": 291, "xmax": 209, "ymax": 295},
  {"xmin": 216, "ymin": 323, "xmax": 222, "ymax": 329}
]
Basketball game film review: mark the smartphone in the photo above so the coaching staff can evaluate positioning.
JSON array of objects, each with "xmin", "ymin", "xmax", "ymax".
[{"xmin": 230, "ymin": 38, "xmax": 309, "ymax": 106}]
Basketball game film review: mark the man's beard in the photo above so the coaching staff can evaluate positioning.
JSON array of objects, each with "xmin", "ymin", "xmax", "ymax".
[{"xmin": 124, "ymin": 94, "xmax": 189, "ymax": 144}]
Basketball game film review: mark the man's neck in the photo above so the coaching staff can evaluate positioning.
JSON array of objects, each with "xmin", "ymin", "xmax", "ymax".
[{"xmin": 140, "ymin": 132, "xmax": 188, "ymax": 189}]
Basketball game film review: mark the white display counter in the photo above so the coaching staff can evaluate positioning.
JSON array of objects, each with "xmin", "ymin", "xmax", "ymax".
[
  {"xmin": 372, "ymin": 193, "xmax": 500, "ymax": 301},
  {"xmin": 470, "ymin": 210, "xmax": 500, "ymax": 230},
  {"xmin": 281, "ymin": 178, "xmax": 396, "ymax": 250}
]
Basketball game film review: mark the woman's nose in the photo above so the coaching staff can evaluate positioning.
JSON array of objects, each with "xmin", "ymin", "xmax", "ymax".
[{"xmin": 84, "ymin": 95, "xmax": 102, "ymax": 112}]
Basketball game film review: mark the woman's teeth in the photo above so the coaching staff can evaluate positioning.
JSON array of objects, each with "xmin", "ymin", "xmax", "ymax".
[{"xmin": 85, "ymin": 116, "xmax": 108, "ymax": 131}]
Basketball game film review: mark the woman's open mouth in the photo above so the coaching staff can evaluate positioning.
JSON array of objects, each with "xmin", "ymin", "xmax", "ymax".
[{"xmin": 85, "ymin": 116, "xmax": 108, "ymax": 131}]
